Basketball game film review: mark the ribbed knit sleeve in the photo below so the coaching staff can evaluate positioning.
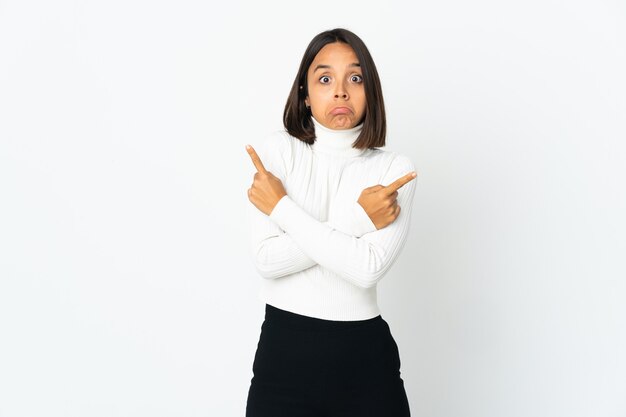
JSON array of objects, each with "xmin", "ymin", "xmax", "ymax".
[
  {"xmin": 268, "ymin": 154, "xmax": 417, "ymax": 289},
  {"xmin": 248, "ymin": 132, "xmax": 317, "ymax": 279},
  {"xmin": 326, "ymin": 199, "xmax": 378, "ymax": 238},
  {"xmin": 248, "ymin": 204, "xmax": 318, "ymax": 279}
]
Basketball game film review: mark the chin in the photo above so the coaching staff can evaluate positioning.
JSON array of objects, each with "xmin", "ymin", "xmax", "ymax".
[{"xmin": 330, "ymin": 119, "xmax": 355, "ymax": 129}]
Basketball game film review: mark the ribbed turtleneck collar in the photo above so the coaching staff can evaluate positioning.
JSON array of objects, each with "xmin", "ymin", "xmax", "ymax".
[{"xmin": 310, "ymin": 116, "xmax": 367, "ymax": 158}]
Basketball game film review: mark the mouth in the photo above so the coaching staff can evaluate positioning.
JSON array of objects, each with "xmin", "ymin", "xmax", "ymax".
[{"xmin": 330, "ymin": 106, "xmax": 352, "ymax": 115}]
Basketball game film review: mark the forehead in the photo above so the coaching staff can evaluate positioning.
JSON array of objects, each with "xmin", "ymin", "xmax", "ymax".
[{"xmin": 309, "ymin": 42, "xmax": 359, "ymax": 71}]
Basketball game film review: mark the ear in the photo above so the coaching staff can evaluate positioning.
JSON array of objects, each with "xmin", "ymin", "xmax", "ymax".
[{"xmin": 305, "ymin": 96, "xmax": 310, "ymax": 107}]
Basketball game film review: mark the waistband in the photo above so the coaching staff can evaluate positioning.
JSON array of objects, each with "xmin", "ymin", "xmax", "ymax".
[{"xmin": 264, "ymin": 303, "xmax": 383, "ymax": 331}]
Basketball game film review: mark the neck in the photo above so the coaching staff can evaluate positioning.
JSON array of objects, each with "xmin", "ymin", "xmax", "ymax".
[{"xmin": 310, "ymin": 116, "xmax": 366, "ymax": 158}]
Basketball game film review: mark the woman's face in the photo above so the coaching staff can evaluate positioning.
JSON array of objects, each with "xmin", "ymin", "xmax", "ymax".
[{"xmin": 305, "ymin": 42, "xmax": 366, "ymax": 130}]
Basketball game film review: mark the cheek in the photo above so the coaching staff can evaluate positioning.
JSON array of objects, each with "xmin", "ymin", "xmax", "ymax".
[
  {"xmin": 308, "ymin": 88, "xmax": 328, "ymax": 103},
  {"xmin": 353, "ymin": 87, "xmax": 366, "ymax": 103},
  {"xmin": 355, "ymin": 93, "xmax": 367, "ymax": 112}
]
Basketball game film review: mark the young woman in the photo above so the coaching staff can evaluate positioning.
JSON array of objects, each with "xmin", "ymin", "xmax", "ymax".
[{"xmin": 245, "ymin": 28, "xmax": 417, "ymax": 417}]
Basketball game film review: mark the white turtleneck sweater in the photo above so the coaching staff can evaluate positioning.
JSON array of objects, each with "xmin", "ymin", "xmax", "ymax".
[{"xmin": 247, "ymin": 116, "xmax": 417, "ymax": 321}]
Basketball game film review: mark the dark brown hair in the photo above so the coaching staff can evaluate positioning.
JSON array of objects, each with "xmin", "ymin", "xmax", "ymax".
[{"xmin": 283, "ymin": 28, "xmax": 386, "ymax": 149}]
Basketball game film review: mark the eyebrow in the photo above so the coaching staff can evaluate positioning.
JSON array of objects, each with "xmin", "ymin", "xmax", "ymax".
[{"xmin": 313, "ymin": 63, "xmax": 361, "ymax": 72}]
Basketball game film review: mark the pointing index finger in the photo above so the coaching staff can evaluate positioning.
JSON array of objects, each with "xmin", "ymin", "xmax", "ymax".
[
  {"xmin": 246, "ymin": 145, "xmax": 267, "ymax": 174},
  {"xmin": 384, "ymin": 171, "xmax": 417, "ymax": 194}
]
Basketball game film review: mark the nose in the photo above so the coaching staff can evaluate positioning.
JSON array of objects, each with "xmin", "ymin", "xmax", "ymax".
[{"xmin": 334, "ymin": 82, "xmax": 349, "ymax": 100}]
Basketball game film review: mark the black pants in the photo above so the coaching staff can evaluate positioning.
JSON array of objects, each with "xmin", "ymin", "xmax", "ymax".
[{"xmin": 246, "ymin": 304, "xmax": 411, "ymax": 417}]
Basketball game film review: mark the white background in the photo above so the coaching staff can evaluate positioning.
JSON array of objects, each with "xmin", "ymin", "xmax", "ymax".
[{"xmin": 1, "ymin": 0, "xmax": 625, "ymax": 416}]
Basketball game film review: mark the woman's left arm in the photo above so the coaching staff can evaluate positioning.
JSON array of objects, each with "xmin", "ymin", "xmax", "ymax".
[
  {"xmin": 247, "ymin": 133, "xmax": 372, "ymax": 279},
  {"xmin": 267, "ymin": 155, "xmax": 418, "ymax": 289}
]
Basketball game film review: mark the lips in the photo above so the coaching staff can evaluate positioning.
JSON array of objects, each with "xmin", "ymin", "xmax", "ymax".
[{"xmin": 330, "ymin": 106, "xmax": 352, "ymax": 115}]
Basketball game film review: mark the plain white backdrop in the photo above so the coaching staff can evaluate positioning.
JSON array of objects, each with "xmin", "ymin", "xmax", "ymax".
[{"xmin": 1, "ymin": 0, "xmax": 625, "ymax": 416}]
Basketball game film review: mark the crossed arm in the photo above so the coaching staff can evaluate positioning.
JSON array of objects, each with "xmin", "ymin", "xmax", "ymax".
[
  {"xmin": 246, "ymin": 134, "xmax": 417, "ymax": 289},
  {"xmin": 249, "ymin": 210, "xmax": 341, "ymax": 278}
]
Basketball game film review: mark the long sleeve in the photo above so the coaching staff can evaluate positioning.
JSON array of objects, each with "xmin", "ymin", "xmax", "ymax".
[
  {"xmin": 268, "ymin": 154, "xmax": 417, "ymax": 289},
  {"xmin": 248, "ymin": 201, "xmax": 318, "ymax": 279},
  {"xmin": 248, "ymin": 132, "xmax": 317, "ymax": 279},
  {"xmin": 326, "ymin": 198, "xmax": 378, "ymax": 238},
  {"xmin": 248, "ymin": 132, "xmax": 378, "ymax": 279}
]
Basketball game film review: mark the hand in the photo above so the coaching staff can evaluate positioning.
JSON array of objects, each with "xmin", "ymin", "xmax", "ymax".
[
  {"xmin": 246, "ymin": 144, "xmax": 288, "ymax": 216},
  {"xmin": 357, "ymin": 172, "xmax": 417, "ymax": 230}
]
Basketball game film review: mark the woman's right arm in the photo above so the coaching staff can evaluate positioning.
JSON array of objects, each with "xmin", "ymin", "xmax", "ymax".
[
  {"xmin": 247, "ymin": 132, "xmax": 314, "ymax": 279},
  {"xmin": 248, "ymin": 200, "xmax": 318, "ymax": 279},
  {"xmin": 249, "ymin": 203, "xmax": 369, "ymax": 279},
  {"xmin": 265, "ymin": 154, "xmax": 417, "ymax": 289}
]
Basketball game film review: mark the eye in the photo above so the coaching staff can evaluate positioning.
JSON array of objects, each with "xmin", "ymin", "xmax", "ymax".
[
  {"xmin": 319, "ymin": 76, "xmax": 331, "ymax": 84},
  {"xmin": 351, "ymin": 74, "xmax": 363, "ymax": 83}
]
